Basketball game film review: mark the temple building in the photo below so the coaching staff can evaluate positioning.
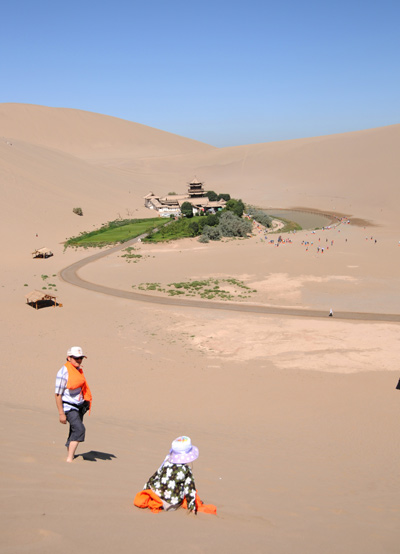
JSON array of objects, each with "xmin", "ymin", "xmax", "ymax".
[{"xmin": 144, "ymin": 178, "xmax": 226, "ymax": 217}]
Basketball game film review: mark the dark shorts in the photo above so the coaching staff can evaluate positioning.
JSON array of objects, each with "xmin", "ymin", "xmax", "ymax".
[{"xmin": 65, "ymin": 409, "xmax": 86, "ymax": 447}]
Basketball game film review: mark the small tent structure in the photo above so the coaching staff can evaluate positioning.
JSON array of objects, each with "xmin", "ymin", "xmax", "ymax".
[
  {"xmin": 32, "ymin": 247, "xmax": 53, "ymax": 259},
  {"xmin": 25, "ymin": 290, "xmax": 59, "ymax": 310}
]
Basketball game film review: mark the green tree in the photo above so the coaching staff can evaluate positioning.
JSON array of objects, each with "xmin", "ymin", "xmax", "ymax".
[
  {"xmin": 206, "ymin": 190, "xmax": 218, "ymax": 201},
  {"xmin": 205, "ymin": 213, "xmax": 218, "ymax": 227},
  {"xmin": 188, "ymin": 221, "xmax": 199, "ymax": 236},
  {"xmin": 218, "ymin": 193, "xmax": 231, "ymax": 201},
  {"xmin": 225, "ymin": 198, "xmax": 245, "ymax": 218},
  {"xmin": 197, "ymin": 218, "xmax": 207, "ymax": 232},
  {"xmin": 181, "ymin": 202, "xmax": 193, "ymax": 218},
  {"xmin": 202, "ymin": 225, "xmax": 222, "ymax": 241},
  {"xmin": 218, "ymin": 211, "xmax": 252, "ymax": 237}
]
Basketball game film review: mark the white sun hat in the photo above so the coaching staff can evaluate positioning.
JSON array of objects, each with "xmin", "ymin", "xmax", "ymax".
[
  {"xmin": 67, "ymin": 346, "xmax": 87, "ymax": 358},
  {"xmin": 168, "ymin": 436, "xmax": 199, "ymax": 464}
]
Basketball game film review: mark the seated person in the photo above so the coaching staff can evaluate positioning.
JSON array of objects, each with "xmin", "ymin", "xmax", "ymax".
[{"xmin": 134, "ymin": 436, "xmax": 216, "ymax": 514}]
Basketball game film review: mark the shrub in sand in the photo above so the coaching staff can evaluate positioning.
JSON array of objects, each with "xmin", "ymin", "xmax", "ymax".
[
  {"xmin": 245, "ymin": 206, "xmax": 272, "ymax": 228},
  {"xmin": 133, "ymin": 277, "xmax": 256, "ymax": 301},
  {"xmin": 218, "ymin": 211, "xmax": 252, "ymax": 237},
  {"xmin": 73, "ymin": 207, "xmax": 83, "ymax": 216},
  {"xmin": 200, "ymin": 211, "xmax": 252, "ymax": 241},
  {"xmin": 200, "ymin": 225, "xmax": 222, "ymax": 242}
]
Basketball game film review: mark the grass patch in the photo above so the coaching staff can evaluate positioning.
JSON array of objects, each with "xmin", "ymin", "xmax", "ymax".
[
  {"xmin": 64, "ymin": 218, "xmax": 166, "ymax": 248},
  {"xmin": 144, "ymin": 216, "xmax": 203, "ymax": 242},
  {"xmin": 132, "ymin": 278, "xmax": 256, "ymax": 301},
  {"xmin": 121, "ymin": 246, "xmax": 144, "ymax": 263},
  {"xmin": 134, "ymin": 282, "xmax": 166, "ymax": 293}
]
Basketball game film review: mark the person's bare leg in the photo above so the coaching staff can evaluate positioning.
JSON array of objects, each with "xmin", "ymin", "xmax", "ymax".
[{"xmin": 66, "ymin": 441, "xmax": 79, "ymax": 462}]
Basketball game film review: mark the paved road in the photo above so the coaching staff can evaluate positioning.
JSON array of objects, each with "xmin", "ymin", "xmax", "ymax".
[{"xmin": 60, "ymin": 236, "xmax": 400, "ymax": 323}]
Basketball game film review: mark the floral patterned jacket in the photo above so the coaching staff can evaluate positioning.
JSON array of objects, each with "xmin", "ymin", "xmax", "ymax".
[{"xmin": 144, "ymin": 461, "xmax": 197, "ymax": 512}]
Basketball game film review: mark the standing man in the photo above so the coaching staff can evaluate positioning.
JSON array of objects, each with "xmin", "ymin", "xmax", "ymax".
[{"xmin": 55, "ymin": 346, "xmax": 92, "ymax": 462}]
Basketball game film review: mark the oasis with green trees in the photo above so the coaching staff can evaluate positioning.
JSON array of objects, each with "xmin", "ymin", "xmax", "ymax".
[
  {"xmin": 144, "ymin": 197, "xmax": 256, "ymax": 243},
  {"xmin": 64, "ymin": 199, "xmax": 281, "ymax": 248}
]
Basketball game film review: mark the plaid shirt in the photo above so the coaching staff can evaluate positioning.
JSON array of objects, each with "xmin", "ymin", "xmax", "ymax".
[{"xmin": 55, "ymin": 365, "xmax": 84, "ymax": 412}]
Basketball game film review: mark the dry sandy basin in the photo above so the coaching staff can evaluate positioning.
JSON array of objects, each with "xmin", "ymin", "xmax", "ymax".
[
  {"xmin": 1, "ymin": 105, "xmax": 400, "ymax": 554},
  {"xmin": 2, "ymin": 221, "xmax": 399, "ymax": 554}
]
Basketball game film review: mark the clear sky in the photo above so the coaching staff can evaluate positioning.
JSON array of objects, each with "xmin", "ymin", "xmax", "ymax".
[{"xmin": 1, "ymin": 0, "xmax": 399, "ymax": 146}]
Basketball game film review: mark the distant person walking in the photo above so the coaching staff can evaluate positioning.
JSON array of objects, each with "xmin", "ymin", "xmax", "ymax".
[{"xmin": 55, "ymin": 346, "xmax": 92, "ymax": 462}]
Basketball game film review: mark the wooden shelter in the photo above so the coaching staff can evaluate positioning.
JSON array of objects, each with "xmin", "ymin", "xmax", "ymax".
[
  {"xmin": 25, "ymin": 290, "xmax": 60, "ymax": 310},
  {"xmin": 32, "ymin": 247, "xmax": 53, "ymax": 259}
]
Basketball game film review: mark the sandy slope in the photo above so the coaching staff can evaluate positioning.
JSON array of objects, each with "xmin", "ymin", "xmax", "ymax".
[
  {"xmin": 1, "ymin": 104, "xmax": 400, "ymax": 554},
  {"xmin": 0, "ymin": 103, "xmax": 215, "ymax": 160}
]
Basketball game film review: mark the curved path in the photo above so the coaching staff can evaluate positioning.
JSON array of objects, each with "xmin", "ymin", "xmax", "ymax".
[{"xmin": 60, "ymin": 236, "xmax": 400, "ymax": 323}]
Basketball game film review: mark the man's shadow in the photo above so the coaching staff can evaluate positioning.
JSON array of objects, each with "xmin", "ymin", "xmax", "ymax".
[{"xmin": 77, "ymin": 450, "xmax": 117, "ymax": 462}]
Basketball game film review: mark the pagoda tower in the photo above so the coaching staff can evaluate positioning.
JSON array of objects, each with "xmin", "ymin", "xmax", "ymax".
[{"xmin": 187, "ymin": 178, "xmax": 205, "ymax": 198}]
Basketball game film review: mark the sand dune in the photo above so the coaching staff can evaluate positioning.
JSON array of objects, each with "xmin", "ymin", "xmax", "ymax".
[
  {"xmin": 0, "ymin": 103, "xmax": 215, "ymax": 160},
  {"xmin": 1, "ymin": 104, "xmax": 400, "ymax": 554},
  {"xmin": 2, "ymin": 104, "xmax": 398, "ymax": 234},
  {"xmin": 108, "ymin": 124, "xmax": 400, "ymax": 224}
]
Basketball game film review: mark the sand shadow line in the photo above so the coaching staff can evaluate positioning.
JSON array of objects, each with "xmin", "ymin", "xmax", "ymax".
[{"xmin": 78, "ymin": 450, "xmax": 117, "ymax": 462}]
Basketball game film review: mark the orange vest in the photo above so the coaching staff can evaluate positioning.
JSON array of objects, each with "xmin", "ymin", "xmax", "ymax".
[{"xmin": 65, "ymin": 361, "xmax": 92, "ymax": 408}]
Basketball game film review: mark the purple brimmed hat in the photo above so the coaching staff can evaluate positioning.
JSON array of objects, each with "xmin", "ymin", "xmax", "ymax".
[{"xmin": 168, "ymin": 436, "xmax": 199, "ymax": 464}]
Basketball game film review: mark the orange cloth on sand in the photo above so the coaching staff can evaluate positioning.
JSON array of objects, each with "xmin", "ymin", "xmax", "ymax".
[
  {"xmin": 134, "ymin": 489, "xmax": 216, "ymax": 515},
  {"xmin": 134, "ymin": 490, "xmax": 163, "ymax": 513},
  {"xmin": 182, "ymin": 494, "xmax": 217, "ymax": 514}
]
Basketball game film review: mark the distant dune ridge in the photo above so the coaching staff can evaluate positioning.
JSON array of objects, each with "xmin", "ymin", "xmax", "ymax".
[
  {"xmin": 1, "ymin": 103, "xmax": 399, "ymax": 243},
  {"xmin": 0, "ymin": 103, "xmax": 215, "ymax": 160}
]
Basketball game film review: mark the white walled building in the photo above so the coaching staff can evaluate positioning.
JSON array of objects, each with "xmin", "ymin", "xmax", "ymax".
[{"xmin": 144, "ymin": 179, "xmax": 226, "ymax": 217}]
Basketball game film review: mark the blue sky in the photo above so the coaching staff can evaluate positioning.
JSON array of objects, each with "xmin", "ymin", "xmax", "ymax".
[{"xmin": 1, "ymin": 0, "xmax": 399, "ymax": 146}]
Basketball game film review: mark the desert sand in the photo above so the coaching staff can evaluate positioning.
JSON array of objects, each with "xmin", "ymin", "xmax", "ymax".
[{"xmin": 1, "ymin": 103, "xmax": 400, "ymax": 553}]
